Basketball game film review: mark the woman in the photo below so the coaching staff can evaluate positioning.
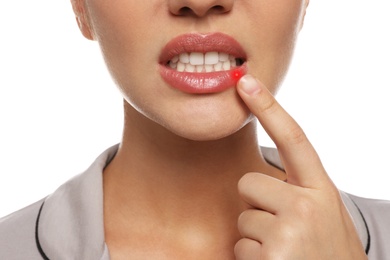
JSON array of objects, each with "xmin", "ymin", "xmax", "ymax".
[{"xmin": 1, "ymin": 0, "xmax": 389, "ymax": 259}]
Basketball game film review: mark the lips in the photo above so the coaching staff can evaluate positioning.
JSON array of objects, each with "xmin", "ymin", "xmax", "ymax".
[{"xmin": 159, "ymin": 33, "xmax": 247, "ymax": 94}]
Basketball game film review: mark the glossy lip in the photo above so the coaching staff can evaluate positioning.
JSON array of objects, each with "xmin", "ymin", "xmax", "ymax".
[{"xmin": 159, "ymin": 33, "xmax": 247, "ymax": 94}]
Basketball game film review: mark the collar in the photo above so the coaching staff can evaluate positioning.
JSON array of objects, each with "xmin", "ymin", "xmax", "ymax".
[
  {"xmin": 37, "ymin": 144, "xmax": 118, "ymax": 260},
  {"xmin": 36, "ymin": 144, "xmax": 368, "ymax": 258}
]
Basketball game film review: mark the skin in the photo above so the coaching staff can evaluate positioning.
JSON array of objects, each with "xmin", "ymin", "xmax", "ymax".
[{"xmin": 71, "ymin": 0, "xmax": 367, "ymax": 259}]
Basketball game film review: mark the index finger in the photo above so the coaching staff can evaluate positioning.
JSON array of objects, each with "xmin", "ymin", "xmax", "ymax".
[{"xmin": 237, "ymin": 75, "xmax": 331, "ymax": 189}]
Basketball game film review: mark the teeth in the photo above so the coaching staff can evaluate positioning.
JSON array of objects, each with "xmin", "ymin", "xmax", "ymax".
[
  {"xmin": 177, "ymin": 62, "xmax": 185, "ymax": 72},
  {"xmin": 214, "ymin": 62, "xmax": 223, "ymax": 72},
  {"xmin": 230, "ymin": 58, "xmax": 237, "ymax": 67},
  {"xmin": 189, "ymin": 52, "xmax": 204, "ymax": 65},
  {"xmin": 168, "ymin": 52, "xmax": 243, "ymax": 73},
  {"xmin": 169, "ymin": 61, "xmax": 177, "ymax": 69},
  {"xmin": 171, "ymin": 55, "xmax": 179, "ymax": 63},
  {"xmin": 219, "ymin": 53, "xmax": 229, "ymax": 62},
  {"xmin": 222, "ymin": 60, "xmax": 231, "ymax": 71},
  {"xmin": 196, "ymin": 65, "xmax": 203, "ymax": 73},
  {"xmin": 205, "ymin": 64, "xmax": 213, "ymax": 73},
  {"xmin": 179, "ymin": 53, "xmax": 190, "ymax": 63},
  {"xmin": 185, "ymin": 63, "xmax": 195, "ymax": 72},
  {"xmin": 205, "ymin": 52, "xmax": 219, "ymax": 65}
]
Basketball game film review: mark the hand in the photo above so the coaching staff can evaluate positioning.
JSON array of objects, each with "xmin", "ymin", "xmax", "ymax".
[{"xmin": 234, "ymin": 75, "xmax": 367, "ymax": 260}]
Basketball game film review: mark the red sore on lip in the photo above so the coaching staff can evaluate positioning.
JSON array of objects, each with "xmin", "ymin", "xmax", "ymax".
[{"xmin": 231, "ymin": 69, "xmax": 244, "ymax": 83}]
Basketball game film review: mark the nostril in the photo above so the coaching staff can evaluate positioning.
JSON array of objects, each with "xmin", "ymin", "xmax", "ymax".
[
  {"xmin": 178, "ymin": 6, "xmax": 192, "ymax": 16},
  {"xmin": 176, "ymin": 4, "xmax": 229, "ymax": 17},
  {"xmin": 212, "ymin": 5, "xmax": 225, "ymax": 12}
]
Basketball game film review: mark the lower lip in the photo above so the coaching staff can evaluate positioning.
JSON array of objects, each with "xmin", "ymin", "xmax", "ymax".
[{"xmin": 159, "ymin": 64, "xmax": 247, "ymax": 94}]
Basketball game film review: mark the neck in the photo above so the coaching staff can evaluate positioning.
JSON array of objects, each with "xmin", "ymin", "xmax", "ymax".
[{"xmin": 103, "ymin": 103, "xmax": 284, "ymax": 255}]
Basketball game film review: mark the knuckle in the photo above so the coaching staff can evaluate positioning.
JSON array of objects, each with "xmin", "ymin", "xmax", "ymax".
[
  {"xmin": 257, "ymin": 94, "xmax": 278, "ymax": 115},
  {"xmin": 277, "ymin": 222, "xmax": 297, "ymax": 242},
  {"xmin": 284, "ymin": 123, "xmax": 307, "ymax": 145},
  {"xmin": 237, "ymin": 210, "xmax": 255, "ymax": 234},
  {"xmin": 237, "ymin": 212, "xmax": 246, "ymax": 232},
  {"xmin": 234, "ymin": 238, "xmax": 262, "ymax": 260},
  {"xmin": 234, "ymin": 239, "xmax": 246, "ymax": 259},
  {"xmin": 238, "ymin": 172, "xmax": 258, "ymax": 193},
  {"xmin": 291, "ymin": 194, "xmax": 317, "ymax": 218},
  {"xmin": 260, "ymin": 241, "xmax": 288, "ymax": 260},
  {"xmin": 238, "ymin": 210, "xmax": 249, "ymax": 223}
]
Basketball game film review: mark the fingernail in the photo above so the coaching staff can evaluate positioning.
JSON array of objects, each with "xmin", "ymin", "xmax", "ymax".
[{"xmin": 239, "ymin": 75, "xmax": 261, "ymax": 96}]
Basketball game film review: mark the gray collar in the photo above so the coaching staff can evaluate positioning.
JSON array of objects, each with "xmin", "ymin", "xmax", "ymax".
[
  {"xmin": 37, "ymin": 145, "xmax": 117, "ymax": 259},
  {"xmin": 36, "ymin": 144, "xmax": 368, "ymax": 259}
]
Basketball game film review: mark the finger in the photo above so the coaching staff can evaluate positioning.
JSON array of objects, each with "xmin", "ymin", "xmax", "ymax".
[
  {"xmin": 234, "ymin": 238, "xmax": 262, "ymax": 260},
  {"xmin": 237, "ymin": 208, "xmax": 275, "ymax": 243},
  {"xmin": 237, "ymin": 75, "xmax": 331, "ymax": 188},
  {"xmin": 238, "ymin": 172, "xmax": 295, "ymax": 213}
]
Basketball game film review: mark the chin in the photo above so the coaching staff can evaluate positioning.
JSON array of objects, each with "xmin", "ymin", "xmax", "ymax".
[
  {"xmin": 165, "ymin": 111, "xmax": 252, "ymax": 142},
  {"xmin": 125, "ymin": 85, "xmax": 252, "ymax": 142},
  {"xmin": 171, "ymin": 125, "xmax": 246, "ymax": 142}
]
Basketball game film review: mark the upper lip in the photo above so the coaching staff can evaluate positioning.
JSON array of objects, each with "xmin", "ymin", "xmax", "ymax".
[{"xmin": 159, "ymin": 32, "xmax": 247, "ymax": 65}]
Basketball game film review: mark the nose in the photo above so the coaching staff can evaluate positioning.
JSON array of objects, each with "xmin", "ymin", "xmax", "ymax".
[{"xmin": 168, "ymin": 0, "xmax": 234, "ymax": 17}]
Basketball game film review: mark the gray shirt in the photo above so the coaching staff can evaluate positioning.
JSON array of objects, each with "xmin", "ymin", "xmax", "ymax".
[{"xmin": 1, "ymin": 144, "xmax": 389, "ymax": 259}]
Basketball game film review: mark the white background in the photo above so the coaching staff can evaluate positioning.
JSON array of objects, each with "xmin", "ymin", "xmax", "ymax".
[{"xmin": 1, "ymin": 0, "xmax": 390, "ymax": 217}]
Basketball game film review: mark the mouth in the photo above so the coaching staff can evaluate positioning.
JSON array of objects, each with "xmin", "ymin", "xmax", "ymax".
[
  {"xmin": 167, "ymin": 52, "xmax": 245, "ymax": 73},
  {"xmin": 159, "ymin": 33, "xmax": 247, "ymax": 94}
]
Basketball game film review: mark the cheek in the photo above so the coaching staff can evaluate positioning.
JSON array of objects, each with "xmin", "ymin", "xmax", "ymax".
[
  {"xmin": 85, "ymin": 0, "xmax": 165, "ymax": 102},
  {"xmin": 253, "ymin": 0, "xmax": 305, "ymax": 42},
  {"xmin": 85, "ymin": 0, "xmax": 161, "ymax": 71},
  {"xmin": 244, "ymin": 0, "xmax": 306, "ymax": 93}
]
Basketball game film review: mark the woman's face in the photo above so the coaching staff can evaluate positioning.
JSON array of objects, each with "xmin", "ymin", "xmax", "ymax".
[{"xmin": 75, "ymin": 0, "xmax": 308, "ymax": 141}]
